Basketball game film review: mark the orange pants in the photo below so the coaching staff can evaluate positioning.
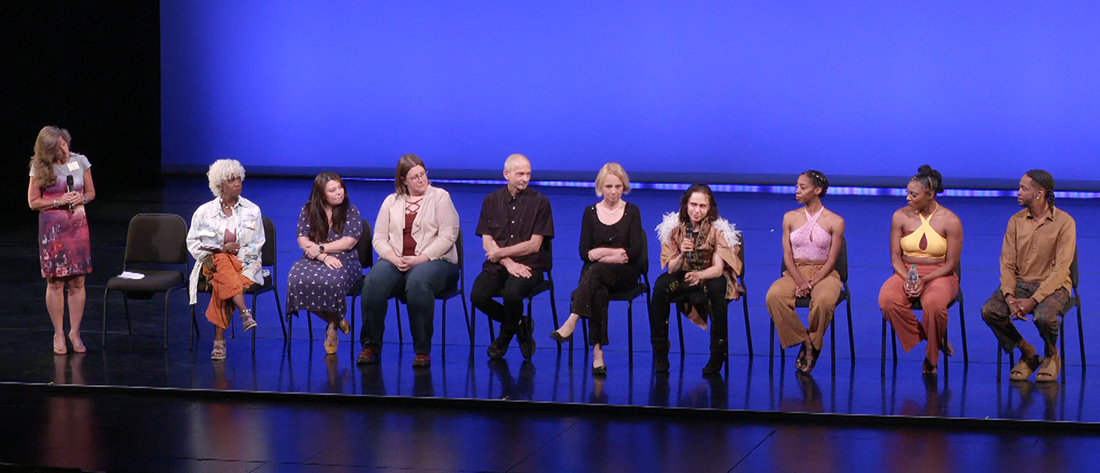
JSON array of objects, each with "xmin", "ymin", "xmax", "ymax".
[
  {"xmin": 765, "ymin": 264, "xmax": 843, "ymax": 350},
  {"xmin": 878, "ymin": 263, "xmax": 958, "ymax": 364},
  {"xmin": 202, "ymin": 253, "xmax": 253, "ymax": 329}
]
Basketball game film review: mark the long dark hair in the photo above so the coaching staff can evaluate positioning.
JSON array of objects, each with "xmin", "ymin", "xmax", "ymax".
[
  {"xmin": 911, "ymin": 164, "xmax": 944, "ymax": 194},
  {"xmin": 307, "ymin": 172, "xmax": 349, "ymax": 243},
  {"xmin": 678, "ymin": 183, "xmax": 718, "ymax": 225}
]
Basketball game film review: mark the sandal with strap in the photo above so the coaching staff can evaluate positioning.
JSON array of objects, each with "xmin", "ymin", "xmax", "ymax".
[
  {"xmin": 241, "ymin": 309, "xmax": 257, "ymax": 332},
  {"xmin": 794, "ymin": 343, "xmax": 808, "ymax": 372},
  {"xmin": 800, "ymin": 345, "xmax": 821, "ymax": 374},
  {"xmin": 324, "ymin": 326, "xmax": 338, "ymax": 355},
  {"xmin": 211, "ymin": 340, "xmax": 227, "ymax": 360},
  {"xmin": 1035, "ymin": 356, "xmax": 1061, "ymax": 383},
  {"xmin": 1010, "ymin": 354, "xmax": 1042, "ymax": 381},
  {"xmin": 338, "ymin": 318, "xmax": 350, "ymax": 335}
]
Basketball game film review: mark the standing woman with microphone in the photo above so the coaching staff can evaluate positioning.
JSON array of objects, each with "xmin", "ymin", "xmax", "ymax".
[{"xmin": 27, "ymin": 126, "xmax": 96, "ymax": 355}]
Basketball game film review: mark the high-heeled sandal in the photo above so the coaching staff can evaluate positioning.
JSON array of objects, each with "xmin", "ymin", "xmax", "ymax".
[
  {"xmin": 338, "ymin": 318, "xmax": 350, "ymax": 335},
  {"xmin": 241, "ymin": 309, "xmax": 257, "ymax": 331},
  {"xmin": 211, "ymin": 340, "xmax": 227, "ymax": 360}
]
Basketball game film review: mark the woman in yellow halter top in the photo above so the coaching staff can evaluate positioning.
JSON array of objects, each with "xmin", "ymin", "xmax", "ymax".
[{"xmin": 878, "ymin": 165, "xmax": 963, "ymax": 375}]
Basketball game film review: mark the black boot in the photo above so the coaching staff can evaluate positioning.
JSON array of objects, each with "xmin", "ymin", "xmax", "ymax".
[
  {"xmin": 487, "ymin": 325, "xmax": 517, "ymax": 359},
  {"xmin": 652, "ymin": 337, "xmax": 671, "ymax": 374},
  {"xmin": 702, "ymin": 339, "xmax": 727, "ymax": 376}
]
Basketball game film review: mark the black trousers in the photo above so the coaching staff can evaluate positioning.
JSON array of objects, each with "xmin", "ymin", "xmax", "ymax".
[
  {"xmin": 471, "ymin": 269, "xmax": 543, "ymax": 330},
  {"xmin": 570, "ymin": 262, "xmax": 638, "ymax": 346},
  {"xmin": 649, "ymin": 272, "xmax": 728, "ymax": 346}
]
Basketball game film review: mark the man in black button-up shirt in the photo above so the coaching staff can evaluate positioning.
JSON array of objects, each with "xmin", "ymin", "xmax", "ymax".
[{"xmin": 472, "ymin": 154, "xmax": 554, "ymax": 360}]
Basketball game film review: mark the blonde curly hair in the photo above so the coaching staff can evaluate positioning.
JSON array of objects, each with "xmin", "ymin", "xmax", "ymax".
[{"xmin": 207, "ymin": 159, "xmax": 246, "ymax": 199}]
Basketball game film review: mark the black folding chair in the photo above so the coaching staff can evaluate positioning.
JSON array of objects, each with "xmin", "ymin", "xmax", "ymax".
[
  {"xmin": 475, "ymin": 238, "xmax": 560, "ymax": 344},
  {"xmin": 576, "ymin": 234, "xmax": 651, "ymax": 366},
  {"xmin": 190, "ymin": 216, "xmax": 285, "ymax": 353},
  {"xmin": 769, "ymin": 236, "xmax": 855, "ymax": 374},
  {"xmin": 672, "ymin": 237, "xmax": 752, "ymax": 372},
  {"xmin": 393, "ymin": 231, "xmax": 472, "ymax": 355},
  {"xmin": 102, "ymin": 213, "xmax": 189, "ymax": 349},
  {"xmin": 881, "ymin": 262, "xmax": 967, "ymax": 376},
  {"xmin": 996, "ymin": 249, "xmax": 1085, "ymax": 383},
  {"xmin": 288, "ymin": 220, "xmax": 373, "ymax": 355}
]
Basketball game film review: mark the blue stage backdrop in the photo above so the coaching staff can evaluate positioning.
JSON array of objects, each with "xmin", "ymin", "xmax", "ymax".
[{"xmin": 161, "ymin": 1, "xmax": 1100, "ymax": 185}]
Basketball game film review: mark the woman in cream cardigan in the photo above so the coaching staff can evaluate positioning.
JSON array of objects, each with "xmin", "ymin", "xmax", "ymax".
[{"xmin": 357, "ymin": 154, "xmax": 460, "ymax": 368}]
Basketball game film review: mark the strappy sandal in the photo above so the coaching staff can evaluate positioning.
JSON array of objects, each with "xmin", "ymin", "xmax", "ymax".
[
  {"xmin": 795, "ymin": 343, "xmax": 808, "ymax": 372},
  {"xmin": 801, "ymin": 345, "xmax": 821, "ymax": 374},
  {"xmin": 324, "ymin": 326, "xmax": 338, "ymax": 355},
  {"xmin": 338, "ymin": 318, "xmax": 350, "ymax": 335},
  {"xmin": 1010, "ymin": 354, "xmax": 1042, "ymax": 381},
  {"xmin": 241, "ymin": 309, "xmax": 257, "ymax": 331},
  {"xmin": 211, "ymin": 340, "xmax": 227, "ymax": 360},
  {"xmin": 1035, "ymin": 356, "xmax": 1060, "ymax": 383},
  {"xmin": 922, "ymin": 358, "xmax": 937, "ymax": 375}
]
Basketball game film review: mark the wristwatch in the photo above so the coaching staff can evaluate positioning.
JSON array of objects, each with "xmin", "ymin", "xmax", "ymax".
[{"xmin": 318, "ymin": 244, "xmax": 325, "ymax": 253}]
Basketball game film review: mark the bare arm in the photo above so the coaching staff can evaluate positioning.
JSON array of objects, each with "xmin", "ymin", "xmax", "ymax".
[
  {"xmin": 780, "ymin": 211, "xmax": 809, "ymax": 288},
  {"xmin": 889, "ymin": 210, "xmax": 908, "ymax": 278}
]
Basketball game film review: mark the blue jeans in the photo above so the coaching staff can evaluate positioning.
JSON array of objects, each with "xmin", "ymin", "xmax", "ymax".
[{"xmin": 360, "ymin": 259, "xmax": 459, "ymax": 355}]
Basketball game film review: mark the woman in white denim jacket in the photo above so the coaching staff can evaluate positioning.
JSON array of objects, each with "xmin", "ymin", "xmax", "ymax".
[{"xmin": 186, "ymin": 159, "xmax": 266, "ymax": 360}]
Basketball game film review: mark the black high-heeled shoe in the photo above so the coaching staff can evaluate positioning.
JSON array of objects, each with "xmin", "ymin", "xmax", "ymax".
[{"xmin": 549, "ymin": 330, "xmax": 573, "ymax": 344}]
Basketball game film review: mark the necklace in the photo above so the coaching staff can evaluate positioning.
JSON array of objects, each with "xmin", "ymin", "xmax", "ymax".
[{"xmin": 599, "ymin": 202, "xmax": 622, "ymax": 213}]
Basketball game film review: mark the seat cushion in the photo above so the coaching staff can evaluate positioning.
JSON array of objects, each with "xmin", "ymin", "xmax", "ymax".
[{"xmin": 106, "ymin": 270, "xmax": 184, "ymax": 292}]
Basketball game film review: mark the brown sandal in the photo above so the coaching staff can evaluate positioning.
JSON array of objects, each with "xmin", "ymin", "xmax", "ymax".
[
  {"xmin": 1035, "ymin": 356, "xmax": 1060, "ymax": 383},
  {"xmin": 1010, "ymin": 354, "xmax": 1042, "ymax": 381}
]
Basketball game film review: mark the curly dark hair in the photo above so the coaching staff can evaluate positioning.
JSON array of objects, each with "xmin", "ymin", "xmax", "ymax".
[{"xmin": 678, "ymin": 183, "xmax": 718, "ymax": 225}]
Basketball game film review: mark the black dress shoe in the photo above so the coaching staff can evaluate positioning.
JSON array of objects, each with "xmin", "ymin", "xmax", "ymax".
[{"xmin": 549, "ymin": 330, "xmax": 573, "ymax": 343}]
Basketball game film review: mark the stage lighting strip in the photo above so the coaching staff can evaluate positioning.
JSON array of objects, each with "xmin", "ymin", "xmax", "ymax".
[{"xmin": 344, "ymin": 177, "xmax": 1100, "ymax": 199}]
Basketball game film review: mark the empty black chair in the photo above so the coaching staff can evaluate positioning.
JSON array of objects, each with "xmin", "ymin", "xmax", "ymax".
[
  {"xmin": 190, "ymin": 216, "xmax": 285, "ymax": 353},
  {"xmin": 102, "ymin": 213, "xmax": 189, "ymax": 349},
  {"xmin": 769, "ymin": 236, "xmax": 855, "ymax": 374}
]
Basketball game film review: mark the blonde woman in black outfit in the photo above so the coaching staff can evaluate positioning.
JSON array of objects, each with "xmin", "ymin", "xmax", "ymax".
[{"xmin": 551, "ymin": 163, "xmax": 645, "ymax": 375}]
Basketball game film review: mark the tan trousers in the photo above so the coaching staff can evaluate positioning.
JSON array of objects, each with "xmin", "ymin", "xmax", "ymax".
[{"xmin": 765, "ymin": 264, "xmax": 843, "ymax": 350}]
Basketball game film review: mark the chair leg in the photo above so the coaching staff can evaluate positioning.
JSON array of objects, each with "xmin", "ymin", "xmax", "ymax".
[
  {"xmin": 768, "ymin": 319, "xmax": 775, "ymax": 374},
  {"xmin": 102, "ymin": 288, "xmax": 110, "ymax": 347},
  {"xmin": 461, "ymin": 292, "xmax": 473, "ymax": 345},
  {"xmin": 880, "ymin": 317, "xmax": 887, "ymax": 377},
  {"xmin": 123, "ymin": 296, "xmax": 132, "ymax": 335},
  {"xmin": 1077, "ymin": 298, "xmax": 1086, "ymax": 367},
  {"xmin": 288, "ymin": 311, "xmax": 295, "ymax": 351},
  {"xmin": 1061, "ymin": 317, "xmax": 1067, "ymax": 384},
  {"xmin": 958, "ymin": 295, "xmax": 968, "ymax": 363},
  {"xmin": 549, "ymin": 283, "xmax": 560, "ymax": 329},
  {"xmin": 307, "ymin": 312, "xmax": 313, "ymax": 342},
  {"xmin": 830, "ymin": 314, "xmax": 836, "ymax": 374},
  {"xmin": 349, "ymin": 295, "xmax": 357, "ymax": 348},
  {"xmin": 742, "ymin": 296, "xmax": 753, "ymax": 358},
  {"xmin": 273, "ymin": 287, "xmax": 287, "ymax": 341},
  {"xmin": 394, "ymin": 299, "xmax": 404, "ymax": 344},
  {"xmin": 189, "ymin": 304, "xmax": 196, "ymax": 352},
  {"xmin": 997, "ymin": 347, "xmax": 1002, "ymax": 381},
  {"xmin": 676, "ymin": 306, "xmax": 685, "ymax": 356},
  {"xmin": 442, "ymin": 298, "xmax": 447, "ymax": 357},
  {"xmin": 163, "ymin": 290, "xmax": 172, "ymax": 350},
  {"xmin": 627, "ymin": 300, "xmax": 634, "ymax": 367},
  {"xmin": 846, "ymin": 299, "xmax": 855, "ymax": 363}
]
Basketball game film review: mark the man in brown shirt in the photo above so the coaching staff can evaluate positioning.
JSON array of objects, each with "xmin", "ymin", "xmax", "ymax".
[
  {"xmin": 981, "ymin": 170, "xmax": 1075, "ymax": 383},
  {"xmin": 472, "ymin": 154, "xmax": 554, "ymax": 360}
]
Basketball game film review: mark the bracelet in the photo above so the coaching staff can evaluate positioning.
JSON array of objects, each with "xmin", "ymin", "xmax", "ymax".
[{"xmin": 53, "ymin": 199, "xmax": 59, "ymax": 208}]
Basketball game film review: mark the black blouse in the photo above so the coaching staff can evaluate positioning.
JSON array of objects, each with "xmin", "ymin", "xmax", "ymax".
[{"xmin": 578, "ymin": 202, "xmax": 646, "ymax": 275}]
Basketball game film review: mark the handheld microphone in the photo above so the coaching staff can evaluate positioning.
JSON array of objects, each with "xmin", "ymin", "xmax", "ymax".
[
  {"xmin": 65, "ymin": 175, "xmax": 75, "ymax": 211},
  {"xmin": 684, "ymin": 221, "xmax": 694, "ymax": 261}
]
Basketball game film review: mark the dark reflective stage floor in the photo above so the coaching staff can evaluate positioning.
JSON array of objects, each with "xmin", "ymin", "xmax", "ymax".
[{"xmin": 4, "ymin": 176, "xmax": 1100, "ymax": 425}]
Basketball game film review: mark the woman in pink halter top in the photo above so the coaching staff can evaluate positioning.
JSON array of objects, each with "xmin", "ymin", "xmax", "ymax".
[
  {"xmin": 765, "ymin": 170, "xmax": 845, "ymax": 374},
  {"xmin": 878, "ymin": 165, "xmax": 962, "ymax": 375}
]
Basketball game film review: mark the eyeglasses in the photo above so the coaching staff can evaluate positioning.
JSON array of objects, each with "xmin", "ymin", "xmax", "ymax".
[{"xmin": 406, "ymin": 170, "xmax": 428, "ymax": 182}]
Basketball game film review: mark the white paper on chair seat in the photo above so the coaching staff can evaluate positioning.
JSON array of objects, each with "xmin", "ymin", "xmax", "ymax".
[{"xmin": 118, "ymin": 271, "xmax": 146, "ymax": 280}]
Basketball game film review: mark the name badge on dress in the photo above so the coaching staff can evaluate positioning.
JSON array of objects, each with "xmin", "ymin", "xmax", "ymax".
[{"xmin": 67, "ymin": 161, "xmax": 80, "ymax": 172}]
